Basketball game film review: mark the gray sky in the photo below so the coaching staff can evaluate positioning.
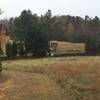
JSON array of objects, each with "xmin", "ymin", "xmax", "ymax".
[{"xmin": 0, "ymin": 0, "xmax": 100, "ymax": 19}]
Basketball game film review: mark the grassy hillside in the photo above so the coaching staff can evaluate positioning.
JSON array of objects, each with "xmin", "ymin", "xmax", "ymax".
[
  {"xmin": 50, "ymin": 41, "xmax": 85, "ymax": 55},
  {"xmin": 1, "ymin": 56, "xmax": 100, "ymax": 100}
]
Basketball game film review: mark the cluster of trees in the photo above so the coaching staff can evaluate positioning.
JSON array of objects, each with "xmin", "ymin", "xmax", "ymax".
[
  {"xmin": 5, "ymin": 10, "xmax": 51, "ymax": 57},
  {"xmin": 3, "ymin": 10, "xmax": 100, "ymax": 43},
  {"xmin": 85, "ymin": 16, "xmax": 100, "ymax": 54},
  {"xmin": 1, "ymin": 9, "xmax": 100, "ymax": 55}
]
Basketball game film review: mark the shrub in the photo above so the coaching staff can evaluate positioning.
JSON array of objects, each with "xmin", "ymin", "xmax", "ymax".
[{"xmin": 18, "ymin": 43, "xmax": 25, "ymax": 57}]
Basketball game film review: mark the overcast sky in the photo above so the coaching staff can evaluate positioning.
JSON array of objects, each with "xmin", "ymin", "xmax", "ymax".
[{"xmin": 0, "ymin": 0, "xmax": 100, "ymax": 19}]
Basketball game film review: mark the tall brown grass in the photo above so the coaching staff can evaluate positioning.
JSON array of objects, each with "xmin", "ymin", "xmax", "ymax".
[{"xmin": 2, "ymin": 56, "xmax": 100, "ymax": 100}]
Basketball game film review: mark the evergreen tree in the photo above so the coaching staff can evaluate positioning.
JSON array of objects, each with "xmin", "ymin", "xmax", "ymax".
[
  {"xmin": 14, "ymin": 9, "xmax": 50, "ymax": 57},
  {"xmin": 12, "ymin": 42, "xmax": 17, "ymax": 58},
  {"xmin": 85, "ymin": 36, "xmax": 92, "ymax": 53},
  {"xmin": 85, "ymin": 35, "xmax": 97, "ymax": 54},
  {"xmin": 6, "ymin": 43, "xmax": 12, "ymax": 58},
  {"xmin": 32, "ymin": 34, "xmax": 50, "ymax": 57}
]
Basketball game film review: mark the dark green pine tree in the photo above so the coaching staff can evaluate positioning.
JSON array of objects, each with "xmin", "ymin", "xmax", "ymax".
[
  {"xmin": 14, "ymin": 9, "xmax": 50, "ymax": 57},
  {"xmin": 85, "ymin": 36, "xmax": 92, "ymax": 54},
  {"xmin": 32, "ymin": 34, "xmax": 50, "ymax": 57},
  {"xmin": 6, "ymin": 43, "xmax": 12, "ymax": 58},
  {"xmin": 12, "ymin": 42, "xmax": 17, "ymax": 58}
]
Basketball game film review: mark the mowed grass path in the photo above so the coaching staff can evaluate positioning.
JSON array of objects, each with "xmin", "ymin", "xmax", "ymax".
[{"xmin": 1, "ymin": 56, "xmax": 100, "ymax": 100}]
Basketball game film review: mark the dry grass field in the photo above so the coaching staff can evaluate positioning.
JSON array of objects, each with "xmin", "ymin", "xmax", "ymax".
[
  {"xmin": 0, "ymin": 56, "xmax": 100, "ymax": 100},
  {"xmin": 50, "ymin": 41, "xmax": 85, "ymax": 55}
]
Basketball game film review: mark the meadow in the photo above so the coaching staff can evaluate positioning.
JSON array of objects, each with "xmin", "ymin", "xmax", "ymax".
[
  {"xmin": 0, "ymin": 56, "xmax": 100, "ymax": 100},
  {"xmin": 50, "ymin": 41, "xmax": 85, "ymax": 55}
]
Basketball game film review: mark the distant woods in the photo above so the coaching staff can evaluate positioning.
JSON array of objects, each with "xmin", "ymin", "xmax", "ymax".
[
  {"xmin": 1, "ymin": 10, "xmax": 100, "ymax": 43},
  {"xmin": 1, "ymin": 9, "xmax": 100, "ymax": 56}
]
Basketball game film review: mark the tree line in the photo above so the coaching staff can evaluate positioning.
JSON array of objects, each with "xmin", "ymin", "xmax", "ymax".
[
  {"xmin": 1, "ymin": 9, "xmax": 100, "ymax": 56},
  {"xmin": 2, "ymin": 10, "xmax": 100, "ymax": 42}
]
